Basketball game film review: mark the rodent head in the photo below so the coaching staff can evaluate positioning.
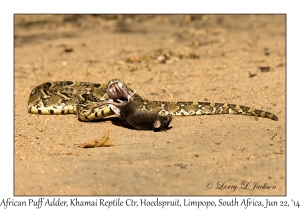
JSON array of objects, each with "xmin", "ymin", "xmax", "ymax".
[{"xmin": 153, "ymin": 115, "xmax": 172, "ymax": 131}]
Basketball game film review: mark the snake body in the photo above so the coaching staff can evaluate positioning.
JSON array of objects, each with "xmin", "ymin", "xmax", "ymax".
[{"xmin": 28, "ymin": 79, "xmax": 278, "ymax": 122}]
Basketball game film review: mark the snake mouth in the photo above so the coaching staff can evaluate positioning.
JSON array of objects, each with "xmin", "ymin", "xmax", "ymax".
[{"xmin": 107, "ymin": 79, "xmax": 133, "ymax": 102}]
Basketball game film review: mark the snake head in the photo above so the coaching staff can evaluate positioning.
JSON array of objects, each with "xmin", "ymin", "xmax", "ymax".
[{"xmin": 107, "ymin": 79, "xmax": 134, "ymax": 102}]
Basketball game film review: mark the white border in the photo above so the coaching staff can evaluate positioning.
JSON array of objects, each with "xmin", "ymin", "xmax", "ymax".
[{"xmin": 2, "ymin": 0, "xmax": 299, "ymax": 209}]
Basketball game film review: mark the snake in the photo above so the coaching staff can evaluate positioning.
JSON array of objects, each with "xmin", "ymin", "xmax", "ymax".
[{"xmin": 27, "ymin": 78, "xmax": 278, "ymax": 122}]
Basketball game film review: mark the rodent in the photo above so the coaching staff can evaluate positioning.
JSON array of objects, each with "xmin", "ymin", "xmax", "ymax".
[{"xmin": 101, "ymin": 99, "xmax": 172, "ymax": 131}]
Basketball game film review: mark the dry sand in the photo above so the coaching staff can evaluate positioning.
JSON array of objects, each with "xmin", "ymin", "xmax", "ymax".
[{"xmin": 14, "ymin": 15, "xmax": 285, "ymax": 195}]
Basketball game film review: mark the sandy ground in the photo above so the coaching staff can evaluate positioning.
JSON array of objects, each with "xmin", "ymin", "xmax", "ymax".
[{"xmin": 14, "ymin": 15, "xmax": 286, "ymax": 195}]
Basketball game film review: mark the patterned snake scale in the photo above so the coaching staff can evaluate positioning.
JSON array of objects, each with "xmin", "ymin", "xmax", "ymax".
[{"xmin": 28, "ymin": 78, "xmax": 278, "ymax": 122}]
